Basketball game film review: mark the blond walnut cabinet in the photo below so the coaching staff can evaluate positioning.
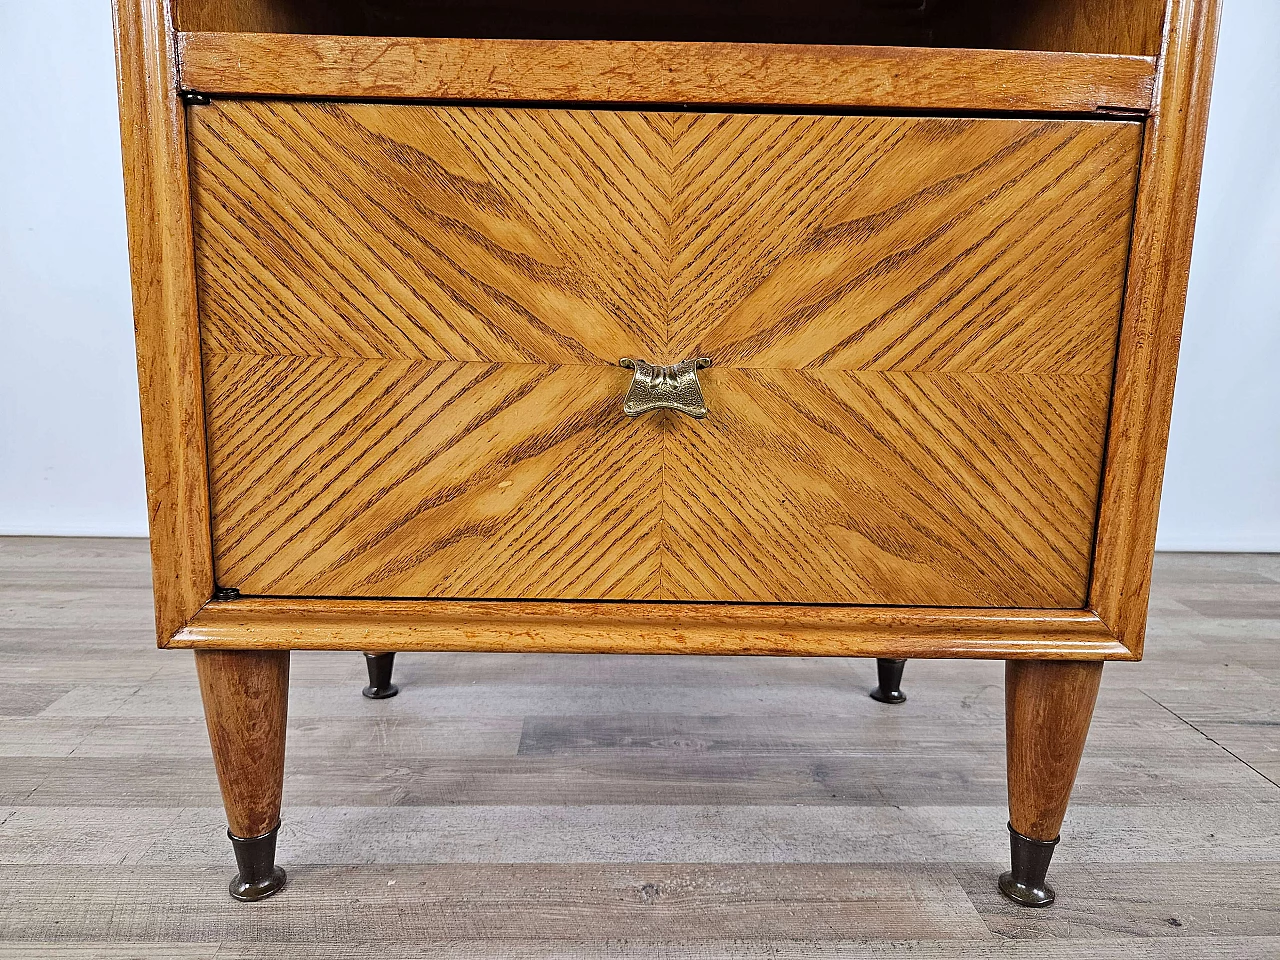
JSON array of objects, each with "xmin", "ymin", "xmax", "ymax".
[{"xmin": 113, "ymin": 0, "xmax": 1219, "ymax": 907}]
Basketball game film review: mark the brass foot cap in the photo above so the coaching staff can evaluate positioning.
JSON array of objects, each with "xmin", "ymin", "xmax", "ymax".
[
  {"xmin": 998, "ymin": 870, "xmax": 1055, "ymax": 907},
  {"xmin": 230, "ymin": 865, "xmax": 287, "ymax": 902},
  {"xmin": 228, "ymin": 824, "xmax": 286, "ymax": 902},
  {"xmin": 998, "ymin": 822, "xmax": 1059, "ymax": 908},
  {"xmin": 869, "ymin": 686, "xmax": 906, "ymax": 704},
  {"xmin": 362, "ymin": 682, "xmax": 399, "ymax": 699}
]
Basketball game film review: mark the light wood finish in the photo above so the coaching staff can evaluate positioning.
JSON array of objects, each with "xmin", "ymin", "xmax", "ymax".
[
  {"xmin": 111, "ymin": 0, "xmax": 213, "ymax": 642},
  {"xmin": 194, "ymin": 649, "xmax": 289, "ymax": 837},
  {"xmin": 1089, "ymin": 0, "xmax": 1222, "ymax": 657},
  {"xmin": 4, "ymin": 540, "xmax": 1280, "ymax": 955},
  {"xmin": 109, "ymin": 0, "xmax": 1220, "ymax": 657},
  {"xmin": 1005, "ymin": 659, "xmax": 1104, "ymax": 840},
  {"xmin": 175, "ymin": 33, "xmax": 1158, "ymax": 113},
  {"xmin": 174, "ymin": 598, "xmax": 1131, "ymax": 659},
  {"xmin": 191, "ymin": 103, "xmax": 1140, "ymax": 606}
]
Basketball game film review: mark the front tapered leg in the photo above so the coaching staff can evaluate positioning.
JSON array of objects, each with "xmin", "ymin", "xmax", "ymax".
[
  {"xmin": 1001, "ymin": 659, "xmax": 1103, "ymax": 907},
  {"xmin": 196, "ymin": 649, "xmax": 290, "ymax": 901}
]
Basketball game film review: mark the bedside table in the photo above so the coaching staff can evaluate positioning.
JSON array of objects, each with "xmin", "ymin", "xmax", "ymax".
[{"xmin": 112, "ymin": 0, "xmax": 1219, "ymax": 904}]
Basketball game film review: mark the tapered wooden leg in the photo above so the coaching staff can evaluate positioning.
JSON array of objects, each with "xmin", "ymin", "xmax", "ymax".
[
  {"xmin": 1001, "ymin": 659, "xmax": 1103, "ymax": 907},
  {"xmin": 195, "ymin": 649, "xmax": 290, "ymax": 902},
  {"xmin": 362, "ymin": 652, "xmax": 398, "ymax": 699},
  {"xmin": 870, "ymin": 658, "xmax": 907, "ymax": 703}
]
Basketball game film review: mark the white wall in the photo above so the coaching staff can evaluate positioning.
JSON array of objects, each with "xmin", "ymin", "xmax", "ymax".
[
  {"xmin": 1158, "ymin": 0, "xmax": 1280, "ymax": 550},
  {"xmin": 0, "ymin": 3, "xmax": 147, "ymax": 535},
  {"xmin": 0, "ymin": 0, "xmax": 1276, "ymax": 547}
]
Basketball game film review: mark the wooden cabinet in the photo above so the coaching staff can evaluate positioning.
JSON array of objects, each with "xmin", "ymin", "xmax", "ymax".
[{"xmin": 112, "ymin": 0, "xmax": 1220, "ymax": 907}]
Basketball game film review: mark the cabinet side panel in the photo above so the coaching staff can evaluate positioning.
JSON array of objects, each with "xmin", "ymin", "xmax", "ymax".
[
  {"xmin": 1090, "ymin": 0, "xmax": 1221, "ymax": 655},
  {"xmin": 112, "ymin": 0, "xmax": 213, "ymax": 641},
  {"xmin": 981, "ymin": 0, "xmax": 1166, "ymax": 56},
  {"xmin": 173, "ymin": 0, "xmax": 337, "ymax": 32}
]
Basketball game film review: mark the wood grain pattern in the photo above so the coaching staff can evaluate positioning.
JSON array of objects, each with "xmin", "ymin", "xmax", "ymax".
[
  {"xmin": 175, "ymin": 33, "xmax": 1158, "ymax": 113},
  {"xmin": 189, "ymin": 102, "xmax": 1141, "ymax": 607},
  {"xmin": 111, "ymin": 0, "xmax": 213, "ymax": 642},
  {"xmin": 172, "ymin": 598, "xmax": 1132, "ymax": 660},
  {"xmin": 194, "ymin": 649, "xmax": 289, "ymax": 838},
  {"xmin": 1005, "ymin": 659, "xmax": 1104, "ymax": 840},
  {"xmin": 1089, "ymin": 0, "xmax": 1222, "ymax": 657}
]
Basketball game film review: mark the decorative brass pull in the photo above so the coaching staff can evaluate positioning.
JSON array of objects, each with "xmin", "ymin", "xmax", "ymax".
[{"xmin": 619, "ymin": 357, "xmax": 712, "ymax": 419}]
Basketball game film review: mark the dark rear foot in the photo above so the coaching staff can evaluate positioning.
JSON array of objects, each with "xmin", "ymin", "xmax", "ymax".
[
  {"xmin": 362, "ymin": 652, "xmax": 399, "ymax": 699},
  {"xmin": 870, "ymin": 658, "xmax": 907, "ymax": 704}
]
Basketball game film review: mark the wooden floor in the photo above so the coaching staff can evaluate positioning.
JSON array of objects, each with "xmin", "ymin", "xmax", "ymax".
[{"xmin": 0, "ymin": 538, "xmax": 1277, "ymax": 958}]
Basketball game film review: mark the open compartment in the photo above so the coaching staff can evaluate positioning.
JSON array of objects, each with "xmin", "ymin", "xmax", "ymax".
[{"xmin": 174, "ymin": 0, "xmax": 1166, "ymax": 56}]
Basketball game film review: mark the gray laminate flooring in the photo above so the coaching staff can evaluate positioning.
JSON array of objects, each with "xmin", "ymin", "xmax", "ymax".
[{"xmin": 0, "ymin": 537, "xmax": 1277, "ymax": 958}]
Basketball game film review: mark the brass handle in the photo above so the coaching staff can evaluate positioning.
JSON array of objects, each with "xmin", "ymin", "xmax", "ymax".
[{"xmin": 619, "ymin": 357, "xmax": 712, "ymax": 419}]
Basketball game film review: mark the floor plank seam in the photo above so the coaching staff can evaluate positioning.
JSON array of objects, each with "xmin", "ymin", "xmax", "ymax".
[{"xmin": 1138, "ymin": 689, "xmax": 1280, "ymax": 792}]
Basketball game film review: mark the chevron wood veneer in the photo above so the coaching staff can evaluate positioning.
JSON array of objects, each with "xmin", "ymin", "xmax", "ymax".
[{"xmin": 189, "ymin": 102, "xmax": 1142, "ymax": 605}]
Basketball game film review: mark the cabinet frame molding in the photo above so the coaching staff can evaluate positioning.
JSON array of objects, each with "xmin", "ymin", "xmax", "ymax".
[
  {"xmin": 113, "ymin": 0, "xmax": 214, "ymax": 641},
  {"xmin": 174, "ymin": 32, "xmax": 1158, "ymax": 114},
  {"xmin": 1088, "ymin": 0, "xmax": 1221, "ymax": 658},
  {"xmin": 114, "ymin": 0, "xmax": 1221, "ymax": 661},
  {"xmin": 172, "ymin": 599, "xmax": 1132, "ymax": 659}
]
